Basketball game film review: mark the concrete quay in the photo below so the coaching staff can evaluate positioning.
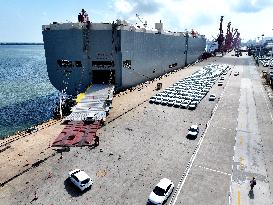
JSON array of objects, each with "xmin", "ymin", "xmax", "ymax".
[{"xmin": 0, "ymin": 53, "xmax": 273, "ymax": 205}]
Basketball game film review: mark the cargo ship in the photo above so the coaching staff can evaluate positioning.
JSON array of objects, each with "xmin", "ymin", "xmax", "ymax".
[{"xmin": 42, "ymin": 17, "xmax": 206, "ymax": 96}]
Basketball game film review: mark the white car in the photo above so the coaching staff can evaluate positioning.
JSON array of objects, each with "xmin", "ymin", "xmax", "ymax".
[
  {"xmin": 208, "ymin": 94, "xmax": 216, "ymax": 101},
  {"xmin": 180, "ymin": 100, "xmax": 191, "ymax": 108},
  {"xmin": 161, "ymin": 97, "xmax": 169, "ymax": 105},
  {"xmin": 149, "ymin": 96, "xmax": 156, "ymax": 104},
  {"xmin": 69, "ymin": 169, "xmax": 93, "ymax": 191},
  {"xmin": 174, "ymin": 99, "xmax": 183, "ymax": 107},
  {"xmin": 154, "ymin": 97, "xmax": 162, "ymax": 104},
  {"xmin": 188, "ymin": 102, "xmax": 197, "ymax": 110},
  {"xmin": 187, "ymin": 125, "xmax": 199, "ymax": 138},
  {"xmin": 148, "ymin": 178, "xmax": 174, "ymax": 205},
  {"xmin": 167, "ymin": 98, "xmax": 175, "ymax": 106}
]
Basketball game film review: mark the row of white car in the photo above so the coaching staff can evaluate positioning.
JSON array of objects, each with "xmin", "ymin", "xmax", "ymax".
[
  {"xmin": 68, "ymin": 129, "xmax": 201, "ymax": 204},
  {"xmin": 69, "ymin": 126, "xmax": 201, "ymax": 203},
  {"xmin": 259, "ymin": 58, "xmax": 273, "ymax": 67},
  {"xmin": 68, "ymin": 169, "xmax": 174, "ymax": 204},
  {"xmin": 149, "ymin": 64, "xmax": 231, "ymax": 109}
]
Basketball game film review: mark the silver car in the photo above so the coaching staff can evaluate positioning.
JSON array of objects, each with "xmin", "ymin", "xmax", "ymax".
[{"xmin": 180, "ymin": 100, "xmax": 191, "ymax": 109}]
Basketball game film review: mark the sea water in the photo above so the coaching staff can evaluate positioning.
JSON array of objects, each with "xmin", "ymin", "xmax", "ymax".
[{"xmin": 0, "ymin": 45, "xmax": 59, "ymax": 138}]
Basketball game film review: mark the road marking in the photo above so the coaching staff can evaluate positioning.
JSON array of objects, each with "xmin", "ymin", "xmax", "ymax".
[
  {"xmin": 76, "ymin": 92, "xmax": 85, "ymax": 103},
  {"xmin": 240, "ymin": 137, "xmax": 243, "ymax": 145},
  {"xmin": 259, "ymin": 81, "xmax": 273, "ymax": 122},
  {"xmin": 239, "ymin": 157, "xmax": 244, "ymax": 170},
  {"xmin": 238, "ymin": 191, "xmax": 240, "ymax": 205},
  {"xmin": 236, "ymin": 129, "xmax": 258, "ymax": 134},
  {"xmin": 195, "ymin": 165, "xmax": 231, "ymax": 176},
  {"xmin": 168, "ymin": 66, "xmax": 232, "ymax": 205},
  {"xmin": 229, "ymin": 63, "xmax": 242, "ymax": 205},
  {"xmin": 230, "ymin": 66, "xmax": 273, "ymax": 205}
]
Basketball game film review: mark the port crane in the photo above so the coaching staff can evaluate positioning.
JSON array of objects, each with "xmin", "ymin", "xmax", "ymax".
[
  {"xmin": 224, "ymin": 22, "xmax": 233, "ymax": 52},
  {"xmin": 214, "ymin": 16, "xmax": 225, "ymax": 56},
  {"xmin": 212, "ymin": 16, "xmax": 242, "ymax": 56},
  {"xmin": 232, "ymin": 29, "xmax": 241, "ymax": 50},
  {"xmin": 233, "ymin": 29, "xmax": 242, "ymax": 56}
]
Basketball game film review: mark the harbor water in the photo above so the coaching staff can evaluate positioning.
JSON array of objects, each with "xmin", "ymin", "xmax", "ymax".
[{"xmin": 0, "ymin": 45, "xmax": 59, "ymax": 139}]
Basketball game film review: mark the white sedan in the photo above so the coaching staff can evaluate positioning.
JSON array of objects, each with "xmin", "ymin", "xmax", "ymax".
[
  {"xmin": 187, "ymin": 125, "xmax": 199, "ymax": 138},
  {"xmin": 180, "ymin": 100, "xmax": 191, "ymax": 108},
  {"xmin": 149, "ymin": 96, "xmax": 156, "ymax": 104},
  {"xmin": 69, "ymin": 169, "xmax": 93, "ymax": 191},
  {"xmin": 208, "ymin": 94, "xmax": 216, "ymax": 101},
  {"xmin": 148, "ymin": 178, "xmax": 174, "ymax": 204}
]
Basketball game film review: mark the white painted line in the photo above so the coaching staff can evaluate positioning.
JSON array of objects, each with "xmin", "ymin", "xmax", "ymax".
[
  {"xmin": 229, "ymin": 64, "xmax": 273, "ymax": 205},
  {"xmin": 257, "ymin": 69, "xmax": 273, "ymax": 201},
  {"xmin": 229, "ymin": 63, "xmax": 242, "ymax": 205},
  {"xmin": 229, "ymin": 66, "xmax": 237, "ymax": 205},
  {"xmin": 169, "ymin": 66, "xmax": 232, "ymax": 205},
  {"xmin": 259, "ymin": 82, "xmax": 273, "ymax": 122},
  {"xmin": 195, "ymin": 165, "xmax": 232, "ymax": 176}
]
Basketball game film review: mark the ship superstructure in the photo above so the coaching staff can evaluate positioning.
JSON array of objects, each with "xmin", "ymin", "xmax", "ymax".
[{"xmin": 42, "ymin": 19, "xmax": 206, "ymax": 96}]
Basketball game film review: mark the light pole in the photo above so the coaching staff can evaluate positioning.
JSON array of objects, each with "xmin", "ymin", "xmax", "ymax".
[
  {"xmin": 260, "ymin": 34, "xmax": 264, "ymax": 58},
  {"xmin": 257, "ymin": 36, "xmax": 260, "ymax": 61},
  {"xmin": 271, "ymin": 29, "xmax": 273, "ymax": 62}
]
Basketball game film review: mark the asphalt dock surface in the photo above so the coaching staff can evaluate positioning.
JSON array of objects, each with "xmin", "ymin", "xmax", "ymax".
[{"xmin": 1, "ymin": 53, "xmax": 273, "ymax": 205}]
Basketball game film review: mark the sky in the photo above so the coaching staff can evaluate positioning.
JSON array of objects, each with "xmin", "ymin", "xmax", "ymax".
[{"xmin": 0, "ymin": 0, "xmax": 273, "ymax": 42}]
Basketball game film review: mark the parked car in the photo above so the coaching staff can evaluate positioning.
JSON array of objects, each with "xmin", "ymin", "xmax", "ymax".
[
  {"xmin": 187, "ymin": 125, "xmax": 199, "ymax": 138},
  {"xmin": 234, "ymin": 72, "xmax": 239, "ymax": 76},
  {"xmin": 161, "ymin": 97, "xmax": 169, "ymax": 105},
  {"xmin": 188, "ymin": 102, "xmax": 197, "ymax": 110},
  {"xmin": 202, "ymin": 88, "xmax": 210, "ymax": 92},
  {"xmin": 167, "ymin": 98, "xmax": 175, "ymax": 106},
  {"xmin": 173, "ymin": 99, "xmax": 183, "ymax": 107},
  {"xmin": 148, "ymin": 178, "xmax": 174, "ymax": 205},
  {"xmin": 154, "ymin": 97, "xmax": 162, "ymax": 104},
  {"xmin": 180, "ymin": 100, "xmax": 191, "ymax": 109},
  {"xmin": 218, "ymin": 81, "xmax": 223, "ymax": 86},
  {"xmin": 69, "ymin": 169, "xmax": 93, "ymax": 191},
  {"xmin": 194, "ymin": 96, "xmax": 203, "ymax": 102},
  {"xmin": 209, "ymin": 94, "xmax": 216, "ymax": 101},
  {"xmin": 149, "ymin": 97, "xmax": 156, "ymax": 104}
]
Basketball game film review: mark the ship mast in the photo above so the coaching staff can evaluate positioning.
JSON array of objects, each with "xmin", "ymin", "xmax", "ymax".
[{"xmin": 136, "ymin": 14, "xmax": 147, "ymax": 28}]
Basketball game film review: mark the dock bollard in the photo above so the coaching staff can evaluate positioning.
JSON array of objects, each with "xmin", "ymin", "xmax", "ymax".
[{"xmin": 156, "ymin": 83, "xmax": 162, "ymax": 90}]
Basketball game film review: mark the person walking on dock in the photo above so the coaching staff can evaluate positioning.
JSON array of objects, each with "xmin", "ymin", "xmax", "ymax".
[{"xmin": 250, "ymin": 177, "xmax": 256, "ymax": 191}]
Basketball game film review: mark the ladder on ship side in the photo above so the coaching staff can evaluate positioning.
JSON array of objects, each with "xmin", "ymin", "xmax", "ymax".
[
  {"xmin": 77, "ymin": 27, "xmax": 89, "ymax": 94},
  {"xmin": 185, "ymin": 32, "xmax": 189, "ymax": 66},
  {"xmin": 83, "ymin": 25, "xmax": 90, "ymax": 52}
]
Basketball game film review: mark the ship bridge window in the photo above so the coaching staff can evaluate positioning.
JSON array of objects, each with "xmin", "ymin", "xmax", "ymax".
[
  {"xmin": 92, "ymin": 61, "xmax": 114, "ymax": 67},
  {"xmin": 123, "ymin": 60, "xmax": 131, "ymax": 69},
  {"xmin": 57, "ymin": 59, "xmax": 82, "ymax": 68},
  {"xmin": 169, "ymin": 63, "xmax": 177, "ymax": 68},
  {"xmin": 57, "ymin": 59, "xmax": 72, "ymax": 67},
  {"xmin": 75, "ymin": 61, "xmax": 82, "ymax": 67}
]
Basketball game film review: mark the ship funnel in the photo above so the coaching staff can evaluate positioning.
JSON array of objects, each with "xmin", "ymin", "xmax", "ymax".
[
  {"xmin": 155, "ymin": 20, "xmax": 163, "ymax": 33},
  {"xmin": 144, "ymin": 21, "xmax": 147, "ymax": 28}
]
